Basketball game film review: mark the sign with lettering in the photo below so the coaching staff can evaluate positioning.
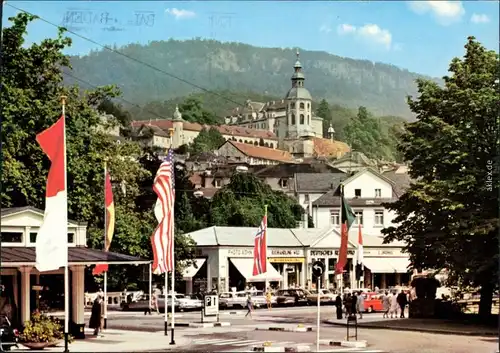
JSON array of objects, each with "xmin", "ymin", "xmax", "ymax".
[
  {"xmin": 269, "ymin": 249, "xmax": 304, "ymax": 257},
  {"xmin": 227, "ymin": 248, "xmax": 253, "ymax": 257},
  {"xmin": 268, "ymin": 257, "xmax": 304, "ymax": 263},
  {"xmin": 310, "ymin": 250, "xmax": 355, "ymax": 257}
]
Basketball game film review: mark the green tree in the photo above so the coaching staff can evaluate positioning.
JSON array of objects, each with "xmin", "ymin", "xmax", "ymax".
[
  {"xmin": 97, "ymin": 99, "xmax": 132, "ymax": 126},
  {"xmin": 316, "ymin": 99, "xmax": 332, "ymax": 137},
  {"xmin": 382, "ymin": 37, "xmax": 499, "ymax": 317},
  {"xmin": 2, "ymin": 13, "xmax": 156, "ymax": 290},
  {"xmin": 210, "ymin": 173, "xmax": 304, "ymax": 228},
  {"xmin": 179, "ymin": 96, "xmax": 219, "ymax": 125},
  {"xmin": 190, "ymin": 127, "xmax": 226, "ymax": 154}
]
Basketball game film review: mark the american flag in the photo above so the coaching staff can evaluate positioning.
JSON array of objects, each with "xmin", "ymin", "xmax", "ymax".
[
  {"xmin": 151, "ymin": 149, "xmax": 175, "ymax": 274},
  {"xmin": 252, "ymin": 214, "xmax": 267, "ymax": 276}
]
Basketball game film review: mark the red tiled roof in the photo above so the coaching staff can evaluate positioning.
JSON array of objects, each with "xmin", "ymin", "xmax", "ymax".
[
  {"xmin": 130, "ymin": 120, "xmax": 277, "ymax": 140},
  {"xmin": 227, "ymin": 141, "xmax": 293, "ymax": 163}
]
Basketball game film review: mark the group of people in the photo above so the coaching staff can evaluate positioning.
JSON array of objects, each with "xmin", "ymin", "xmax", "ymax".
[
  {"xmin": 334, "ymin": 291, "xmax": 366, "ymax": 319},
  {"xmin": 334, "ymin": 290, "xmax": 410, "ymax": 320}
]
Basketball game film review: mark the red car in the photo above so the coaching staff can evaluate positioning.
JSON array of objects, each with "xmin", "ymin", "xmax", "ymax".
[{"xmin": 363, "ymin": 292, "xmax": 384, "ymax": 313}]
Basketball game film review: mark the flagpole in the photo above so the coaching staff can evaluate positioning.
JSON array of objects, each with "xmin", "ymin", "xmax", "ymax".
[
  {"xmin": 61, "ymin": 95, "xmax": 70, "ymax": 353},
  {"xmin": 164, "ymin": 272, "xmax": 168, "ymax": 336},
  {"xmin": 103, "ymin": 161, "xmax": 108, "ymax": 329},
  {"xmin": 264, "ymin": 205, "xmax": 268, "ymax": 291},
  {"xmin": 148, "ymin": 264, "xmax": 152, "ymax": 312},
  {"xmin": 338, "ymin": 184, "xmax": 344, "ymax": 296}
]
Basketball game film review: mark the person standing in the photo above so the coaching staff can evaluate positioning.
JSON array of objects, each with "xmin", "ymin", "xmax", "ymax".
[
  {"xmin": 382, "ymin": 291, "xmax": 390, "ymax": 318},
  {"xmin": 335, "ymin": 294, "xmax": 343, "ymax": 320},
  {"xmin": 390, "ymin": 292, "xmax": 399, "ymax": 319},
  {"xmin": 266, "ymin": 289, "xmax": 273, "ymax": 311},
  {"xmin": 89, "ymin": 295, "xmax": 104, "ymax": 336},
  {"xmin": 245, "ymin": 293, "xmax": 253, "ymax": 318},
  {"xmin": 397, "ymin": 291, "xmax": 408, "ymax": 318},
  {"xmin": 344, "ymin": 293, "xmax": 352, "ymax": 318},
  {"xmin": 356, "ymin": 292, "xmax": 365, "ymax": 319},
  {"xmin": 350, "ymin": 292, "xmax": 358, "ymax": 318}
]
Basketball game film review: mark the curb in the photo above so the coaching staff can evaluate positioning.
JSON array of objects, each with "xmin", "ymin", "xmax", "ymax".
[
  {"xmin": 323, "ymin": 319, "xmax": 498, "ymax": 337},
  {"xmin": 188, "ymin": 322, "xmax": 231, "ymax": 328},
  {"xmin": 318, "ymin": 339, "xmax": 367, "ymax": 348},
  {"xmin": 256, "ymin": 327, "xmax": 313, "ymax": 333},
  {"xmin": 253, "ymin": 345, "xmax": 311, "ymax": 352}
]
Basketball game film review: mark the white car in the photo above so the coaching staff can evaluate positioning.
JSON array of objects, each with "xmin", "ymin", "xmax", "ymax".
[
  {"xmin": 219, "ymin": 292, "xmax": 247, "ymax": 308},
  {"xmin": 175, "ymin": 294, "xmax": 202, "ymax": 311},
  {"xmin": 246, "ymin": 290, "xmax": 274, "ymax": 308}
]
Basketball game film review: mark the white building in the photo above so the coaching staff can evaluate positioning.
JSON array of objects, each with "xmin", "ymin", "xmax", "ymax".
[
  {"xmin": 183, "ymin": 225, "xmax": 410, "ymax": 293},
  {"xmin": 0, "ymin": 207, "xmax": 148, "ymax": 338}
]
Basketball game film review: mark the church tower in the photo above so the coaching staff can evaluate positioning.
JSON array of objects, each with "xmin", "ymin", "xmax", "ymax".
[
  {"xmin": 285, "ymin": 49, "xmax": 314, "ymax": 139},
  {"xmin": 171, "ymin": 105, "xmax": 184, "ymax": 149}
]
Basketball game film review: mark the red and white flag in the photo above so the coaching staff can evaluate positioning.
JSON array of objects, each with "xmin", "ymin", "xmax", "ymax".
[
  {"xmin": 356, "ymin": 223, "xmax": 363, "ymax": 267},
  {"xmin": 252, "ymin": 209, "xmax": 267, "ymax": 276},
  {"xmin": 151, "ymin": 149, "xmax": 175, "ymax": 274},
  {"xmin": 35, "ymin": 116, "xmax": 68, "ymax": 272}
]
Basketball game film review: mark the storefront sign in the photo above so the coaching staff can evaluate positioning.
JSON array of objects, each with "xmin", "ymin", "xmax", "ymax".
[
  {"xmin": 268, "ymin": 257, "xmax": 304, "ymax": 263},
  {"xmin": 378, "ymin": 250, "xmax": 394, "ymax": 255},
  {"xmin": 310, "ymin": 250, "xmax": 355, "ymax": 257},
  {"xmin": 269, "ymin": 249, "xmax": 304, "ymax": 257},
  {"xmin": 227, "ymin": 248, "xmax": 253, "ymax": 257}
]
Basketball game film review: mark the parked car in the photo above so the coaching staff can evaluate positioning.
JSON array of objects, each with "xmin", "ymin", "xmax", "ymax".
[
  {"xmin": 363, "ymin": 292, "xmax": 384, "ymax": 313},
  {"xmin": 305, "ymin": 289, "xmax": 332, "ymax": 305},
  {"xmin": 122, "ymin": 294, "xmax": 151, "ymax": 311},
  {"xmin": 246, "ymin": 290, "xmax": 276, "ymax": 308},
  {"xmin": 174, "ymin": 294, "xmax": 202, "ymax": 311},
  {"xmin": 219, "ymin": 292, "xmax": 247, "ymax": 309},
  {"xmin": 275, "ymin": 289, "xmax": 308, "ymax": 306}
]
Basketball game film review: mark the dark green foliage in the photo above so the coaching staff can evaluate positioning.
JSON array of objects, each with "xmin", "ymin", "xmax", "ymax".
[
  {"xmin": 67, "ymin": 39, "xmax": 440, "ymax": 119},
  {"xmin": 382, "ymin": 37, "xmax": 499, "ymax": 317},
  {"xmin": 190, "ymin": 127, "xmax": 226, "ymax": 154},
  {"xmin": 210, "ymin": 173, "xmax": 304, "ymax": 228}
]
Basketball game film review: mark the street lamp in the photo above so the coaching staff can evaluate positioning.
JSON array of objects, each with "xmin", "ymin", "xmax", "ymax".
[{"xmin": 193, "ymin": 190, "xmax": 204, "ymax": 198}]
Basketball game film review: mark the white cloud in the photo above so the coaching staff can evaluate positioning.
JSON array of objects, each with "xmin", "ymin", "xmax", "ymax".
[
  {"xmin": 337, "ymin": 23, "xmax": 356, "ymax": 35},
  {"xmin": 319, "ymin": 24, "xmax": 332, "ymax": 34},
  {"xmin": 408, "ymin": 1, "xmax": 465, "ymax": 25},
  {"xmin": 165, "ymin": 8, "xmax": 196, "ymax": 19},
  {"xmin": 471, "ymin": 13, "xmax": 490, "ymax": 24},
  {"xmin": 337, "ymin": 23, "xmax": 393, "ymax": 50}
]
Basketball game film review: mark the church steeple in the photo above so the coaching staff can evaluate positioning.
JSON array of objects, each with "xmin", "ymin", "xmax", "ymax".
[{"xmin": 291, "ymin": 48, "xmax": 305, "ymax": 88}]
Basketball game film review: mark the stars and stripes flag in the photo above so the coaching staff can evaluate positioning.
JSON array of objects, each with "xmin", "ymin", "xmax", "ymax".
[
  {"xmin": 252, "ymin": 206, "xmax": 268, "ymax": 276},
  {"xmin": 151, "ymin": 149, "xmax": 175, "ymax": 274}
]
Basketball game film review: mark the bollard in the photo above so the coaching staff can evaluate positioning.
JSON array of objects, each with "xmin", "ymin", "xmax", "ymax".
[{"xmin": 346, "ymin": 314, "xmax": 358, "ymax": 341}]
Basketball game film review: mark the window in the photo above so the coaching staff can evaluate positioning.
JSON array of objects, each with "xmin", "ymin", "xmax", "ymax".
[
  {"xmin": 299, "ymin": 102, "xmax": 305, "ymax": 109},
  {"xmin": 280, "ymin": 178, "xmax": 288, "ymax": 188},
  {"xmin": 214, "ymin": 179, "xmax": 222, "ymax": 188},
  {"xmin": 1, "ymin": 232, "xmax": 23, "ymax": 243},
  {"xmin": 304, "ymin": 194, "xmax": 310, "ymax": 204},
  {"xmin": 30, "ymin": 233, "xmax": 75, "ymax": 243},
  {"xmin": 354, "ymin": 211, "xmax": 364, "ymax": 225},
  {"xmin": 300, "ymin": 114, "xmax": 305, "ymax": 124},
  {"xmin": 374, "ymin": 210, "xmax": 384, "ymax": 226},
  {"xmin": 354, "ymin": 189, "xmax": 362, "ymax": 197},
  {"xmin": 330, "ymin": 210, "xmax": 340, "ymax": 225},
  {"xmin": 375, "ymin": 189, "xmax": 381, "ymax": 197},
  {"xmin": 291, "ymin": 114, "xmax": 296, "ymax": 125}
]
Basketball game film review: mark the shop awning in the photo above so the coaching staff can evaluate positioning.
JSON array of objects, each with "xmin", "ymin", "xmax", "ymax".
[
  {"xmin": 229, "ymin": 258, "xmax": 283, "ymax": 282},
  {"xmin": 363, "ymin": 257, "xmax": 410, "ymax": 274},
  {"xmin": 182, "ymin": 258, "xmax": 206, "ymax": 280}
]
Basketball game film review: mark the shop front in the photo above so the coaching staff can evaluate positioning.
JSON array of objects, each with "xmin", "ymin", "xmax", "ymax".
[
  {"xmin": 308, "ymin": 249, "xmax": 356, "ymax": 290},
  {"xmin": 267, "ymin": 248, "xmax": 306, "ymax": 289},
  {"xmin": 361, "ymin": 248, "xmax": 411, "ymax": 289}
]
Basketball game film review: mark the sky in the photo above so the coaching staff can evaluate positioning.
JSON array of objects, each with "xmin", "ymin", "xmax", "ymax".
[{"xmin": 3, "ymin": 0, "xmax": 499, "ymax": 77}]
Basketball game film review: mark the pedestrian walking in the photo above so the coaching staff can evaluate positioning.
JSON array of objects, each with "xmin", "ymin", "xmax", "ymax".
[
  {"xmin": 335, "ymin": 294, "xmax": 343, "ymax": 320},
  {"xmin": 89, "ymin": 295, "xmax": 104, "ymax": 336},
  {"xmin": 390, "ymin": 292, "xmax": 399, "ymax": 319},
  {"xmin": 266, "ymin": 289, "xmax": 273, "ymax": 311},
  {"xmin": 356, "ymin": 292, "xmax": 365, "ymax": 319},
  {"xmin": 245, "ymin": 293, "xmax": 253, "ymax": 318},
  {"xmin": 397, "ymin": 291, "xmax": 408, "ymax": 318},
  {"xmin": 382, "ymin": 291, "xmax": 390, "ymax": 318},
  {"xmin": 344, "ymin": 293, "xmax": 352, "ymax": 318},
  {"xmin": 152, "ymin": 286, "xmax": 161, "ymax": 314}
]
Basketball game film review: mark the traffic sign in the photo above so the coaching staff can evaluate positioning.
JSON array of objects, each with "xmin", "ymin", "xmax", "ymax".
[{"xmin": 312, "ymin": 260, "xmax": 325, "ymax": 277}]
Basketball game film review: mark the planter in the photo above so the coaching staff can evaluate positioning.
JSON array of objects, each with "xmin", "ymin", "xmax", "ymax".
[
  {"xmin": 21, "ymin": 342, "xmax": 51, "ymax": 350},
  {"xmin": 48, "ymin": 339, "xmax": 63, "ymax": 347}
]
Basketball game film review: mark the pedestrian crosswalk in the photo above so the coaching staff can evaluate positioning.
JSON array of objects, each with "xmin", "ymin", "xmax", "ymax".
[{"xmin": 190, "ymin": 337, "xmax": 297, "ymax": 348}]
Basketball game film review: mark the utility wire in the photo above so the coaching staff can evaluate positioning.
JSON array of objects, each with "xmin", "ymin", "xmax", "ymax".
[{"xmin": 6, "ymin": 3, "xmax": 248, "ymax": 109}]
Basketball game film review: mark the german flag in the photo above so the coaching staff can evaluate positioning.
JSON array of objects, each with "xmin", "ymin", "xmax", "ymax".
[{"xmin": 93, "ymin": 165, "xmax": 115, "ymax": 275}]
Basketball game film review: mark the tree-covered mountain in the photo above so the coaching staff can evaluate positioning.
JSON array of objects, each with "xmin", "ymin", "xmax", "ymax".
[{"xmin": 67, "ymin": 39, "xmax": 441, "ymax": 119}]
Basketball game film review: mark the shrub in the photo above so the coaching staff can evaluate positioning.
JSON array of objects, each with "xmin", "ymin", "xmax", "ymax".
[{"xmin": 20, "ymin": 311, "xmax": 62, "ymax": 343}]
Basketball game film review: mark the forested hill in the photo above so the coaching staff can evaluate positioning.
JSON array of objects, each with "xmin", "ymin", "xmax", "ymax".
[{"xmin": 67, "ymin": 39, "xmax": 439, "ymax": 119}]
